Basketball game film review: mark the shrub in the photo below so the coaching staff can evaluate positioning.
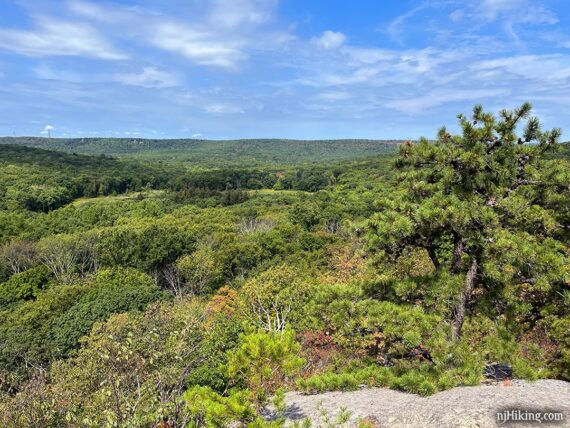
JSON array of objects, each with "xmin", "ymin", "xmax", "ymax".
[
  {"xmin": 0, "ymin": 265, "xmax": 52, "ymax": 308},
  {"xmin": 228, "ymin": 330, "xmax": 305, "ymax": 408},
  {"xmin": 183, "ymin": 386, "xmax": 255, "ymax": 428},
  {"xmin": 49, "ymin": 268, "xmax": 164, "ymax": 356}
]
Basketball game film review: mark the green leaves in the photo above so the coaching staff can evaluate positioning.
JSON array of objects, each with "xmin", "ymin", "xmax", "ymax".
[
  {"xmin": 0, "ymin": 265, "xmax": 52, "ymax": 308},
  {"xmin": 49, "ymin": 268, "xmax": 164, "ymax": 357},
  {"xmin": 183, "ymin": 386, "xmax": 255, "ymax": 428},
  {"xmin": 227, "ymin": 329, "xmax": 304, "ymax": 407},
  {"xmin": 368, "ymin": 103, "xmax": 568, "ymax": 344}
]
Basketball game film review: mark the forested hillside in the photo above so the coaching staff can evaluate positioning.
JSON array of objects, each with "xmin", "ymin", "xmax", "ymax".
[
  {"xmin": 0, "ymin": 145, "xmax": 184, "ymax": 213},
  {"xmin": 0, "ymin": 143, "xmax": 392, "ymax": 221},
  {"xmin": 0, "ymin": 105, "xmax": 568, "ymax": 427},
  {"xmin": 0, "ymin": 137, "xmax": 401, "ymax": 166}
]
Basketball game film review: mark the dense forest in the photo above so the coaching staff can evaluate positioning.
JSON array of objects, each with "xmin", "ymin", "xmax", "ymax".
[
  {"xmin": 0, "ymin": 144, "xmax": 371, "ymax": 216},
  {"xmin": 0, "ymin": 137, "xmax": 401, "ymax": 167},
  {"xmin": 0, "ymin": 105, "xmax": 568, "ymax": 427}
]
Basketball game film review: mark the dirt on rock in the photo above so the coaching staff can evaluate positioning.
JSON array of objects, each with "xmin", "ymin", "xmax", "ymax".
[{"xmin": 272, "ymin": 380, "xmax": 570, "ymax": 427}]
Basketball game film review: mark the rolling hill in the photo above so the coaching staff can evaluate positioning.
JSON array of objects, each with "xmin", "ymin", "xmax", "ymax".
[{"xmin": 0, "ymin": 137, "xmax": 402, "ymax": 167}]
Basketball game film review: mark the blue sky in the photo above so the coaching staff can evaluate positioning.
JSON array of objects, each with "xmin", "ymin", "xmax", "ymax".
[{"xmin": 0, "ymin": 0, "xmax": 569, "ymax": 139}]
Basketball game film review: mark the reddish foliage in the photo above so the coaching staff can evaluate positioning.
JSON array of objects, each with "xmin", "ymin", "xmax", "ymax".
[
  {"xmin": 519, "ymin": 324, "xmax": 558, "ymax": 363},
  {"xmin": 359, "ymin": 416, "xmax": 380, "ymax": 428},
  {"xmin": 408, "ymin": 344, "xmax": 434, "ymax": 363},
  {"xmin": 206, "ymin": 286, "xmax": 239, "ymax": 317},
  {"xmin": 299, "ymin": 331, "xmax": 338, "ymax": 374}
]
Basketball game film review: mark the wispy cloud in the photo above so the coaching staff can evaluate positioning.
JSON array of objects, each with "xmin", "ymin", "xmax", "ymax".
[
  {"xmin": 384, "ymin": 4, "xmax": 427, "ymax": 44},
  {"xmin": 208, "ymin": 0, "xmax": 277, "ymax": 28},
  {"xmin": 478, "ymin": 0, "xmax": 557, "ymax": 24},
  {"xmin": 449, "ymin": 0, "xmax": 559, "ymax": 43},
  {"xmin": 315, "ymin": 91, "xmax": 352, "ymax": 102},
  {"xmin": 0, "ymin": 0, "xmax": 569, "ymax": 138},
  {"xmin": 205, "ymin": 103, "xmax": 245, "ymax": 114},
  {"xmin": 114, "ymin": 67, "xmax": 179, "ymax": 88},
  {"xmin": 471, "ymin": 54, "xmax": 570, "ymax": 82},
  {"xmin": 65, "ymin": 0, "xmax": 284, "ymax": 69},
  {"xmin": 312, "ymin": 31, "xmax": 346, "ymax": 50},
  {"xmin": 386, "ymin": 88, "xmax": 510, "ymax": 113},
  {"xmin": 34, "ymin": 64, "xmax": 84, "ymax": 82},
  {"xmin": 0, "ymin": 17, "xmax": 126, "ymax": 59},
  {"xmin": 150, "ymin": 23, "xmax": 247, "ymax": 69},
  {"xmin": 68, "ymin": 0, "xmax": 135, "ymax": 23}
]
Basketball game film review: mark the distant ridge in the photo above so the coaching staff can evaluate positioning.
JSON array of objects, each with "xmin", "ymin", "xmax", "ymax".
[{"xmin": 0, "ymin": 137, "xmax": 403, "ymax": 166}]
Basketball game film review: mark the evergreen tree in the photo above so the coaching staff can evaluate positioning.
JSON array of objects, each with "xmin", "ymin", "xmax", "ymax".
[{"xmin": 368, "ymin": 103, "xmax": 568, "ymax": 340}]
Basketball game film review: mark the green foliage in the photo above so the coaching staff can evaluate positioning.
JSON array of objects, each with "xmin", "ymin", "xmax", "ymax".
[
  {"xmin": 37, "ymin": 233, "xmax": 98, "ymax": 283},
  {"xmin": 289, "ymin": 201, "xmax": 321, "ymax": 230},
  {"xmin": 2, "ymin": 137, "xmax": 400, "ymax": 167},
  {"xmin": 240, "ymin": 264, "xmax": 311, "ymax": 332},
  {"xmin": 547, "ymin": 315, "xmax": 570, "ymax": 379},
  {"xmin": 97, "ymin": 223, "xmax": 191, "ymax": 273},
  {"xmin": 0, "ymin": 145, "xmax": 178, "ymax": 213},
  {"xmin": 0, "ymin": 284, "xmax": 88, "ymax": 376},
  {"xmin": 185, "ymin": 314, "xmax": 244, "ymax": 392},
  {"xmin": 49, "ymin": 268, "xmax": 164, "ymax": 356},
  {"xmin": 228, "ymin": 330, "xmax": 305, "ymax": 407},
  {"xmin": 177, "ymin": 245, "xmax": 223, "ymax": 294},
  {"xmin": 183, "ymin": 386, "xmax": 256, "ymax": 427},
  {"xmin": 0, "ymin": 265, "xmax": 52, "ymax": 308},
  {"xmin": 0, "ymin": 109, "xmax": 568, "ymax": 426},
  {"xmin": 0, "ymin": 298, "xmax": 207, "ymax": 427},
  {"xmin": 222, "ymin": 189, "xmax": 250, "ymax": 206},
  {"xmin": 304, "ymin": 281, "xmax": 446, "ymax": 359},
  {"xmin": 368, "ymin": 103, "xmax": 568, "ymax": 339}
]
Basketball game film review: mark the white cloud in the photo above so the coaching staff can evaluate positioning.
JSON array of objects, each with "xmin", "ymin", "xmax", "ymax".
[
  {"xmin": 205, "ymin": 103, "xmax": 245, "ymax": 114},
  {"xmin": 114, "ymin": 67, "xmax": 179, "ymax": 88},
  {"xmin": 0, "ymin": 17, "xmax": 126, "ymax": 60},
  {"xmin": 477, "ymin": 0, "xmax": 557, "ymax": 24},
  {"xmin": 315, "ymin": 91, "xmax": 352, "ymax": 102},
  {"xmin": 471, "ymin": 54, "xmax": 570, "ymax": 82},
  {"xmin": 477, "ymin": 0, "xmax": 558, "ymax": 42},
  {"xmin": 449, "ymin": 9, "xmax": 464, "ymax": 23},
  {"xmin": 35, "ymin": 64, "xmax": 84, "ymax": 82},
  {"xmin": 40, "ymin": 124, "xmax": 55, "ymax": 135},
  {"xmin": 65, "ymin": 0, "xmax": 282, "ymax": 69},
  {"xmin": 312, "ymin": 31, "xmax": 346, "ymax": 50},
  {"xmin": 292, "ymin": 45, "xmax": 466, "ymax": 89},
  {"xmin": 192, "ymin": 133, "xmax": 203, "ymax": 138},
  {"xmin": 68, "ymin": 0, "xmax": 116, "ymax": 22},
  {"xmin": 385, "ymin": 1, "xmax": 557, "ymax": 47},
  {"xmin": 386, "ymin": 88, "xmax": 510, "ymax": 113},
  {"xmin": 540, "ymin": 32, "xmax": 570, "ymax": 49},
  {"xmin": 2, "ymin": 0, "xmax": 569, "ymax": 137},
  {"xmin": 384, "ymin": 4, "xmax": 426, "ymax": 43},
  {"xmin": 208, "ymin": 0, "xmax": 276, "ymax": 29},
  {"xmin": 480, "ymin": 0, "xmax": 522, "ymax": 20},
  {"xmin": 151, "ymin": 22, "xmax": 247, "ymax": 68}
]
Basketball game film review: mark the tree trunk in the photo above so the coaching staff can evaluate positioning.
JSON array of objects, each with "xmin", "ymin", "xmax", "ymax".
[
  {"xmin": 451, "ymin": 233, "xmax": 464, "ymax": 273},
  {"xmin": 452, "ymin": 257, "xmax": 478, "ymax": 341},
  {"xmin": 426, "ymin": 246, "xmax": 441, "ymax": 271}
]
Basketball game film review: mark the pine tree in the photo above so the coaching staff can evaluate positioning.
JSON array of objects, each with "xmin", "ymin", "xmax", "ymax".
[{"xmin": 368, "ymin": 103, "xmax": 568, "ymax": 340}]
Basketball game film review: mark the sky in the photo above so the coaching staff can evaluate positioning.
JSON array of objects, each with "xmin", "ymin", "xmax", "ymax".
[{"xmin": 0, "ymin": 0, "xmax": 569, "ymax": 140}]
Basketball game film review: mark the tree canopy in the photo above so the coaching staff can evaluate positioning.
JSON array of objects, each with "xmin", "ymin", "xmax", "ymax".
[
  {"xmin": 369, "ymin": 103, "xmax": 568, "ymax": 339},
  {"xmin": 0, "ymin": 105, "xmax": 568, "ymax": 427}
]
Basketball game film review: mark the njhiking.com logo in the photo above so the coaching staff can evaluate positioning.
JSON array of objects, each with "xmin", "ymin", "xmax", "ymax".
[{"xmin": 496, "ymin": 408, "xmax": 565, "ymax": 425}]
